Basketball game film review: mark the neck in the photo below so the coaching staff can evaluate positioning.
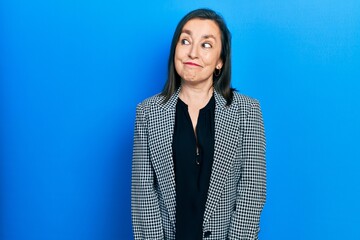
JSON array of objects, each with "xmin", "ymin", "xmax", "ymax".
[{"xmin": 179, "ymin": 80, "xmax": 214, "ymax": 108}]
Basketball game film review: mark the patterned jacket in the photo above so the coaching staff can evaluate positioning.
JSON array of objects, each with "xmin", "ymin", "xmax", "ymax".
[{"xmin": 132, "ymin": 88, "xmax": 266, "ymax": 239}]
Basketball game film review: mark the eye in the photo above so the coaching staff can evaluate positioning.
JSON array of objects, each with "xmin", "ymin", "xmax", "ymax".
[
  {"xmin": 181, "ymin": 39, "xmax": 190, "ymax": 45},
  {"xmin": 202, "ymin": 42, "xmax": 212, "ymax": 48}
]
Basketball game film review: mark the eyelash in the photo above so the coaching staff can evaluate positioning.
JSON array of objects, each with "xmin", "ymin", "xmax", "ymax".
[
  {"xmin": 181, "ymin": 39, "xmax": 190, "ymax": 45},
  {"xmin": 202, "ymin": 42, "xmax": 212, "ymax": 48},
  {"xmin": 180, "ymin": 39, "xmax": 212, "ymax": 48}
]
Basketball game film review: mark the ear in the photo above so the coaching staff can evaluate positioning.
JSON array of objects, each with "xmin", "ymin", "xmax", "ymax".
[{"xmin": 216, "ymin": 58, "xmax": 223, "ymax": 69}]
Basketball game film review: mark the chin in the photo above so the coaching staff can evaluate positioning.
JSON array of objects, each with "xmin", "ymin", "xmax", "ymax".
[{"xmin": 181, "ymin": 74, "xmax": 197, "ymax": 82}]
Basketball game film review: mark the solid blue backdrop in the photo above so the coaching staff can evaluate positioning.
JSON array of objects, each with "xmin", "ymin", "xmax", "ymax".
[{"xmin": 1, "ymin": 0, "xmax": 360, "ymax": 239}]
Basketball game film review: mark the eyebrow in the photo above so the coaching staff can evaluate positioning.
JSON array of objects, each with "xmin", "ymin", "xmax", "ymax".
[{"xmin": 181, "ymin": 29, "xmax": 217, "ymax": 41}]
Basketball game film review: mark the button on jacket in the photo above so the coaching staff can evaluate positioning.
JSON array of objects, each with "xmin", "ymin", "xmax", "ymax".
[{"xmin": 131, "ymin": 88, "xmax": 266, "ymax": 240}]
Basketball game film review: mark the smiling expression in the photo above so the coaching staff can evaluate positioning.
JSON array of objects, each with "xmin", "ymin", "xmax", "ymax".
[{"xmin": 174, "ymin": 18, "xmax": 223, "ymax": 85}]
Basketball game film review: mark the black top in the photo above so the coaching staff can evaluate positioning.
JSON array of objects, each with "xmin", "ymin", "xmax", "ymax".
[{"xmin": 172, "ymin": 96, "xmax": 215, "ymax": 240}]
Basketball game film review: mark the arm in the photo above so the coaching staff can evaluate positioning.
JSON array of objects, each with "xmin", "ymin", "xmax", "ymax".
[
  {"xmin": 131, "ymin": 104, "xmax": 164, "ymax": 240},
  {"xmin": 228, "ymin": 100, "xmax": 267, "ymax": 240}
]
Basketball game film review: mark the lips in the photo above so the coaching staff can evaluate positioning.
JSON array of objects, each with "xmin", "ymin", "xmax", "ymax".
[{"xmin": 183, "ymin": 61, "xmax": 202, "ymax": 67}]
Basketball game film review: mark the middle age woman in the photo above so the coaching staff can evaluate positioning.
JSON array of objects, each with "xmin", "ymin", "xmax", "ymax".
[{"xmin": 132, "ymin": 8, "xmax": 266, "ymax": 239}]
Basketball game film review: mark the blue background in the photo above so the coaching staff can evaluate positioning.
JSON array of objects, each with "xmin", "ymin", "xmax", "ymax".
[{"xmin": 1, "ymin": 0, "xmax": 360, "ymax": 239}]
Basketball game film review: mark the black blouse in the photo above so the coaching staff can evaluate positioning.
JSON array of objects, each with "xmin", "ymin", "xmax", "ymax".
[{"xmin": 172, "ymin": 96, "xmax": 215, "ymax": 240}]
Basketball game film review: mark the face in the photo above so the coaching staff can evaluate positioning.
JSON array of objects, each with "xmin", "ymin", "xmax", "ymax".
[{"xmin": 174, "ymin": 18, "xmax": 223, "ymax": 85}]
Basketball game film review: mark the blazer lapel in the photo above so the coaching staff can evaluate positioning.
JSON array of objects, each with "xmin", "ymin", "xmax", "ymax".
[
  {"xmin": 203, "ymin": 91, "xmax": 241, "ymax": 225},
  {"xmin": 148, "ymin": 89, "xmax": 180, "ymax": 231}
]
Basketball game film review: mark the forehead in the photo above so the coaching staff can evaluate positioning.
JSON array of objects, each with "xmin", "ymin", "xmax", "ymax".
[{"xmin": 181, "ymin": 18, "xmax": 221, "ymax": 38}]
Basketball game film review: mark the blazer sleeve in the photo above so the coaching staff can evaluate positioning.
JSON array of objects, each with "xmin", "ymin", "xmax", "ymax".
[
  {"xmin": 228, "ymin": 100, "xmax": 267, "ymax": 240},
  {"xmin": 131, "ymin": 103, "xmax": 164, "ymax": 240}
]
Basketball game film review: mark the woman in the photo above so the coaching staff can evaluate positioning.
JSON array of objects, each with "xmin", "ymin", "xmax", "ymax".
[{"xmin": 132, "ymin": 8, "xmax": 266, "ymax": 240}]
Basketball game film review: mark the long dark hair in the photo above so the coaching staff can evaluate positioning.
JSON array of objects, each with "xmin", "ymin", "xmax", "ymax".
[{"xmin": 161, "ymin": 8, "xmax": 234, "ymax": 105}]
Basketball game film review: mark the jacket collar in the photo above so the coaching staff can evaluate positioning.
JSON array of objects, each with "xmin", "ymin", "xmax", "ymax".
[
  {"xmin": 160, "ymin": 86, "xmax": 228, "ymax": 110},
  {"xmin": 160, "ymin": 87, "xmax": 181, "ymax": 111}
]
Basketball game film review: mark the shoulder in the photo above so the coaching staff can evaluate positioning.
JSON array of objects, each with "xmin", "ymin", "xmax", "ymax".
[
  {"xmin": 136, "ymin": 93, "xmax": 164, "ymax": 111},
  {"xmin": 229, "ymin": 92, "xmax": 263, "ymax": 120},
  {"xmin": 135, "ymin": 93, "xmax": 168, "ymax": 121},
  {"xmin": 231, "ymin": 91, "xmax": 260, "ymax": 108},
  {"xmin": 226, "ymin": 92, "xmax": 265, "ymax": 133}
]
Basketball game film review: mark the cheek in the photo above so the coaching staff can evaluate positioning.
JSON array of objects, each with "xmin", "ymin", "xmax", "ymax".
[
  {"xmin": 174, "ymin": 47, "xmax": 184, "ymax": 72},
  {"xmin": 175, "ymin": 45, "xmax": 186, "ymax": 60},
  {"xmin": 201, "ymin": 50, "xmax": 212, "ymax": 61},
  {"xmin": 203, "ymin": 54, "xmax": 217, "ymax": 67},
  {"xmin": 174, "ymin": 59, "xmax": 182, "ymax": 75}
]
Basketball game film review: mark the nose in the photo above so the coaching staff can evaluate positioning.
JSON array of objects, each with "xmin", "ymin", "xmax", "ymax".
[{"xmin": 188, "ymin": 44, "xmax": 198, "ymax": 59}]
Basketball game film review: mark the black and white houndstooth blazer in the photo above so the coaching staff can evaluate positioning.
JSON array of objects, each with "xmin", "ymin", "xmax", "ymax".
[{"xmin": 132, "ymin": 88, "xmax": 266, "ymax": 240}]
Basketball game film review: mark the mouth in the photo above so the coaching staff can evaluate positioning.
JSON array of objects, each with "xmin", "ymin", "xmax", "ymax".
[{"xmin": 183, "ymin": 61, "xmax": 202, "ymax": 67}]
